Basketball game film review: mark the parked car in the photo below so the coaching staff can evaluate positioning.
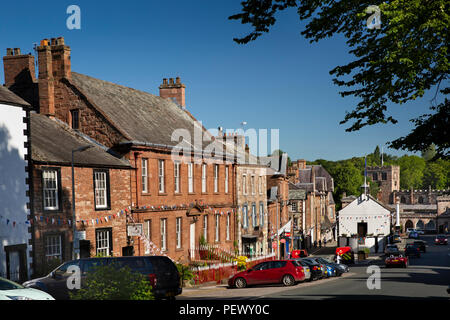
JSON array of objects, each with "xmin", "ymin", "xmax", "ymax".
[
  {"xmin": 314, "ymin": 257, "xmax": 346, "ymax": 276},
  {"xmin": 0, "ymin": 277, "xmax": 54, "ymax": 300},
  {"xmin": 408, "ymin": 231, "xmax": 419, "ymax": 239},
  {"xmin": 405, "ymin": 244, "xmax": 421, "ymax": 258},
  {"xmin": 406, "ymin": 228, "xmax": 417, "ymax": 235},
  {"xmin": 335, "ymin": 246, "xmax": 355, "ymax": 264},
  {"xmin": 413, "ymin": 240, "xmax": 426, "ymax": 252},
  {"xmin": 290, "ymin": 249, "xmax": 308, "ymax": 258},
  {"xmin": 295, "ymin": 259, "xmax": 311, "ymax": 281},
  {"xmin": 385, "ymin": 244, "xmax": 400, "ymax": 256},
  {"xmin": 228, "ymin": 260, "xmax": 305, "ymax": 288},
  {"xmin": 23, "ymin": 256, "xmax": 181, "ymax": 300},
  {"xmin": 385, "ymin": 253, "xmax": 408, "ymax": 268},
  {"xmin": 392, "ymin": 234, "xmax": 402, "ymax": 243},
  {"xmin": 435, "ymin": 235, "xmax": 448, "ymax": 245},
  {"xmin": 297, "ymin": 258, "xmax": 323, "ymax": 280},
  {"xmin": 302, "ymin": 258, "xmax": 328, "ymax": 277},
  {"xmin": 416, "ymin": 229, "xmax": 425, "ymax": 235}
]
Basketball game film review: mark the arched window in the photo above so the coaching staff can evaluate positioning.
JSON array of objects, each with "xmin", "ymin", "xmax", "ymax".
[{"xmin": 401, "ymin": 196, "xmax": 406, "ymax": 204}]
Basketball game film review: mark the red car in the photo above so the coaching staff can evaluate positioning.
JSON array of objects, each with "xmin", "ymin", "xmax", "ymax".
[
  {"xmin": 435, "ymin": 235, "xmax": 448, "ymax": 245},
  {"xmin": 290, "ymin": 249, "xmax": 308, "ymax": 258},
  {"xmin": 228, "ymin": 260, "xmax": 305, "ymax": 288},
  {"xmin": 385, "ymin": 254, "xmax": 408, "ymax": 268}
]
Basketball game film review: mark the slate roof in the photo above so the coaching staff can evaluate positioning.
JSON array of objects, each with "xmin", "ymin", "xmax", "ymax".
[
  {"xmin": 31, "ymin": 113, "xmax": 131, "ymax": 168},
  {"xmin": 70, "ymin": 72, "xmax": 213, "ymax": 150},
  {"xmin": 296, "ymin": 165, "xmax": 334, "ymax": 193},
  {"xmin": 288, "ymin": 182, "xmax": 307, "ymax": 200},
  {"xmin": 0, "ymin": 85, "xmax": 31, "ymax": 107}
]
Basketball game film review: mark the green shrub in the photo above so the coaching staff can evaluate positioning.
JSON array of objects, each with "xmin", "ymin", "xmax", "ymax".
[
  {"xmin": 176, "ymin": 263, "xmax": 194, "ymax": 287},
  {"xmin": 69, "ymin": 264, "xmax": 154, "ymax": 300}
]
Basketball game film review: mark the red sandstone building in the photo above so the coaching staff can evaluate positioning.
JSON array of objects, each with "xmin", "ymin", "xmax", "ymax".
[{"xmin": 3, "ymin": 37, "xmax": 238, "ymax": 270}]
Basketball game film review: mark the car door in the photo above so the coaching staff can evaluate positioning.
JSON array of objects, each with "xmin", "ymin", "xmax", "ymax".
[
  {"xmin": 44, "ymin": 260, "xmax": 80, "ymax": 300},
  {"xmin": 245, "ymin": 262, "xmax": 269, "ymax": 285},
  {"xmin": 269, "ymin": 261, "xmax": 288, "ymax": 283}
]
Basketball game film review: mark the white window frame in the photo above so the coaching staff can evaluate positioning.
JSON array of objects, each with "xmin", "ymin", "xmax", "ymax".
[
  {"xmin": 225, "ymin": 166, "xmax": 229, "ymax": 193},
  {"xmin": 259, "ymin": 202, "xmax": 264, "ymax": 227},
  {"xmin": 96, "ymin": 229, "xmax": 111, "ymax": 256},
  {"xmin": 43, "ymin": 170, "xmax": 59, "ymax": 210},
  {"xmin": 144, "ymin": 220, "xmax": 151, "ymax": 254},
  {"xmin": 176, "ymin": 217, "xmax": 182, "ymax": 249},
  {"xmin": 142, "ymin": 158, "xmax": 148, "ymax": 193},
  {"xmin": 174, "ymin": 162, "xmax": 180, "ymax": 193},
  {"xmin": 252, "ymin": 203, "xmax": 257, "ymax": 227},
  {"xmin": 94, "ymin": 171, "xmax": 108, "ymax": 209},
  {"xmin": 45, "ymin": 235, "xmax": 62, "ymax": 260},
  {"xmin": 215, "ymin": 214, "xmax": 220, "ymax": 242},
  {"xmin": 158, "ymin": 160, "xmax": 165, "ymax": 193},
  {"xmin": 243, "ymin": 205, "xmax": 248, "ymax": 229},
  {"xmin": 188, "ymin": 163, "xmax": 194, "ymax": 193},
  {"xmin": 214, "ymin": 164, "xmax": 219, "ymax": 193},
  {"xmin": 202, "ymin": 164, "xmax": 207, "ymax": 193},
  {"xmin": 251, "ymin": 175, "xmax": 255, "ymax": 195},
  {"xmin": 259, "ymin": 176, "xmax": 263, "ymax": 195},
  {"xmin": 242, "ymin": 175, "xmax": 247, "ymax": 195},
  {"xmin": 226, "ymin": 213, "xmax": 230, "ymax": 240},
  {"xmin": 160, "ymin": 218, "xmax": 167, "ymax": 251},
  {"xmin": 203, "ymin": 215, "xmax": 208, "ymax": 240}
]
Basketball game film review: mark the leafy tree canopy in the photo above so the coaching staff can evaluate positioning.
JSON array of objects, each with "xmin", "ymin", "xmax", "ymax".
[{"xmin": 230, "ymin": 0, "xmax": 449, "ymax": 158}]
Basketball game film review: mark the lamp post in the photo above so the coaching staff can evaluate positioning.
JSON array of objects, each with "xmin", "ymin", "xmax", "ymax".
[{"xmin": 72, "ymin": 145, "xmax": 93, "ymax": 260}]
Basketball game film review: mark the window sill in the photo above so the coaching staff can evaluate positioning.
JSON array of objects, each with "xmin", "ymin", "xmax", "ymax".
[{"xmin": 158, "ymin": 193, "xmax": 168, "ymax": 196}]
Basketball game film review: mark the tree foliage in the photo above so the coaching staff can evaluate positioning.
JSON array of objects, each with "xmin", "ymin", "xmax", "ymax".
[
  {"xmin": 229, "ymin": 0, "xmax": 449, "ymax": 157},
  {"xmin": 70, "ymin": 264, "xmax": 154, "ymax": 300}
]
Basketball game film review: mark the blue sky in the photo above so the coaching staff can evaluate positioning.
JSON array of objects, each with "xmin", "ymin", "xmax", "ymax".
[{"xmin": 0, "ymin": 1, "xmax": 439, "ymax": 161}]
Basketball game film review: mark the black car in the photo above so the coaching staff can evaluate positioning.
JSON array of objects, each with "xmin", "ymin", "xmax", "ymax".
[
  {"xmin": 23, "ymin": 256, "xmax": 181, "ymax": 300},
  {"xmin": 314, "ymin": 257, "xmax": 347, "ymax": 276},
  {"xmin": 298, "ymin": 258, "xmax": 323, "ymax": 280},
  {"xmin": 404, "ymin": 244, "xmax": 421, "ymax": 258},
  {"xmin": 413, "ymin": 240, "xmax": 426, "ymax": 252}
]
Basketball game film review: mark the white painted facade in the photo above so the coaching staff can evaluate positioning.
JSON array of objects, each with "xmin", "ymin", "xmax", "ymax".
[
  {"xmin": 338, "ymin": 194, "xmax": 391, "ymax": 253},
  {"xmin": 0, "ymin": 103, "xmax": 32, "ymax": 281}
]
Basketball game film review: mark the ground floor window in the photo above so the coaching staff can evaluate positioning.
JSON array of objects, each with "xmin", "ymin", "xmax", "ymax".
[
  {"xmin": 45, "ymin": 234, "xmax": 62, "ymax": 261},
  {"xmin": 96, "ymin": 228, "xmax": 112, "ymax": 256}
]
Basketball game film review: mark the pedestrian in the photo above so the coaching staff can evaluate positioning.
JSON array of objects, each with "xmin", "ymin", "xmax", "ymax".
[
  {"xmin": 319, "ymin": 240, "xmax": 322, "ymax": 248},
  {"xmin": 324, "ymin": 238, "xmax": 327, "ymax": 246},
  {"xmin": 336, "ymin": 254, "xmax": 342, "ymax": 264},
  {"xmin": 314, "ymin": 240, "xmax": 317, "ymax": 248}
]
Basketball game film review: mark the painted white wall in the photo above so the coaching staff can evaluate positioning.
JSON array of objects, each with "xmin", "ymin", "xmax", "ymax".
[
  {"xmin": 338, "ymin": 194, "xmax": 391, "ymax": 252},
  {"xmin": 0, "ymin": 104, "xmax": 32, "ymax": 280}
]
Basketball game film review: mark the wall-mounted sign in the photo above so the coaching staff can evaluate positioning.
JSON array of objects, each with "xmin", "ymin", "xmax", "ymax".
[{"xmin": 127, "ymin": 223, "xmax": 143, "ymax": 237}]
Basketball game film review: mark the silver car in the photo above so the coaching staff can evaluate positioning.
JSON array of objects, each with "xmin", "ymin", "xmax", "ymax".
[
  {"xmin": 0, "ymin": 277, "xmax": 54, "ymax": 300},
  {"xmin": 294, "ymin": 259, "xmax": 311, "ymax": 281}
]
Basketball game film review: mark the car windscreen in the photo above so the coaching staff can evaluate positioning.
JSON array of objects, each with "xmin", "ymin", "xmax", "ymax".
[
  {"xmin": 0, "ymin": 278, "xmax": 24, "ymax": 290},
  {"xmin": 290, "ymin": 260, "xmax": 302, "ymax": 267}
]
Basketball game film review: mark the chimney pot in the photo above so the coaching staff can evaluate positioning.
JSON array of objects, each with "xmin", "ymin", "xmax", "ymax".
[
  {"xmin": 56, "ymin": 37, "xmax": 65, "ymax": 45},
  {"xmin": 169, "ymin": 78, "xmax": 174, "ymax": 85},
  {"xmin": 176, "ymin": 76, "xmax": 180, "ymax": 84},
  {"xmin": 40, "ymin": 39, "xmax": 50, "ymax": 47},
  {"xmin": 51, "ymin": 38, "xmax": 57, "ymax": 46},
  {"xmin": 6, "ymin": 48, "xmax": 13, "ymax": 56},
  {"xmin": 13, "ymin": 48, "xmax": 21, "ymax": 55},
  {"xmin": 163, "ymin": 78, "xmax": 168, "ymax": 85}
]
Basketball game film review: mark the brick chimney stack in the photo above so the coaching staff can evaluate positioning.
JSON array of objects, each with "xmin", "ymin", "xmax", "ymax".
[
  {"xmin": 3, "ymin": 47, "xmax": 36, "ymax": 87},
  {"xmin": 159, "ymin": 76, "xmax": 185, "ymax": 107},
  {"xmin": 37, "ymin": 39, "xmax": 55, "ymax": 116},
  {"xmin": 36, "ymin": 37, "xmax": 71, "ymax": 116}
]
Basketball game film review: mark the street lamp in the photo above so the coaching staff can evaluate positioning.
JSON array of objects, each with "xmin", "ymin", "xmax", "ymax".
[{"xmin": 72, "ymin": 145, "xmax": 93, "ymax": 260}]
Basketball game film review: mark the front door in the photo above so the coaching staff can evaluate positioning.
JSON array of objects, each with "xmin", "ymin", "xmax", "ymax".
[
  {"xmin": 190, "ymin": 222, "xmax": 195, "ymax": 259},
  {"xmin": 4, "ymin": 244, "xmax": 27, "ymax": 283}
]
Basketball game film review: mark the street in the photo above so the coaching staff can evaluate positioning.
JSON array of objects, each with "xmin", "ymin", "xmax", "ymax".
[{"xmin": 179, "ymin": 235, "xmax": 450, "ymax": 300}]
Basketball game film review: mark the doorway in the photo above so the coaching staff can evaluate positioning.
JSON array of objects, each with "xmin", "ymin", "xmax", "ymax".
[{"xmin": 4, "ymin": 244, "xmax": 27, "ymax": 283}]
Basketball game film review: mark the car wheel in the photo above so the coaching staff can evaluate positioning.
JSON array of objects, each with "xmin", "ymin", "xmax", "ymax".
[
  {"xmin": 282, "ymin": 274, "xmax": 295, "ymax": 286},
  {"xmin": 234, "ymin": 277, "xmax": 247, "ymax": 289}
]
